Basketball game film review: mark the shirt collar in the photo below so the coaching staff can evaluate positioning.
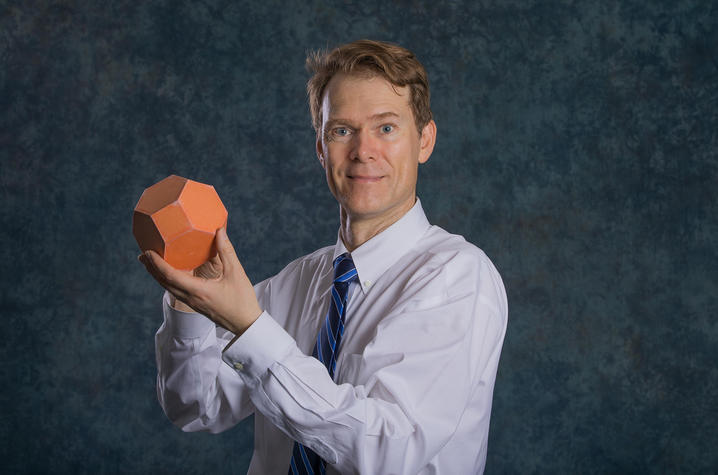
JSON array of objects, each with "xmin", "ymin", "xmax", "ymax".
[{"xmin": 333, "ymin": 198, "xmax": 431, "ymax": 294}]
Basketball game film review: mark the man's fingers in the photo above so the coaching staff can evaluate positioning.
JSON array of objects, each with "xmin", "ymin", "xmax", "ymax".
[
  {"xmin": 139, "ymin": 252, "xmax": 176, "ymax": 292},
  {"xmin": 215, "ymin": 227, "xmax": 239, "ymax": 273},
  {"xmin": 140, "ymin": 251, "xmax": 196, "ymax": 300},
  {"xmin": 147, "ymin": 250, "xmax": 198, "ymax": 289}
]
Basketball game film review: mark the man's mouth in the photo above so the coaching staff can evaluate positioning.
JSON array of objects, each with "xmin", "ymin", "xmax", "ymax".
[{"xmin": 348, "ymin": 175, "xmax": 383, "ymax": 183}]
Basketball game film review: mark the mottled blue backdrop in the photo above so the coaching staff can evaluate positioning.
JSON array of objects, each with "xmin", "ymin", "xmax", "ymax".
[{"xmin": 2, "ymin": 0, "xmax": 716, "ymax": 473}]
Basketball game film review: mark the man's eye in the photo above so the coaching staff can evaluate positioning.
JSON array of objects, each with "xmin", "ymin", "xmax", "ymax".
[
  {"xmin": 334, "ymin": 128, "xmax": 349, "ymax": 136},
  {"xmin": 381, "ymin": 125, "xmax": 394, "ymax": 133}
]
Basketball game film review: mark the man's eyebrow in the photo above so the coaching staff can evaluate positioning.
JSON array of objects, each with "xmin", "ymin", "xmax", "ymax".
[
  {"xmin": 323, "ymin": 118, "xmax": 354, "ymax": 129},
  {"xmin": 324, "ymin": 112, "xmax": 400, "ymax": 128},
  {"xmin": 370, "ymin": 111, "xmax": 400, "ymax": 121}
]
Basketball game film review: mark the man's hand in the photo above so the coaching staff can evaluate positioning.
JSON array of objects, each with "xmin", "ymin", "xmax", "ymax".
[
  {"xmin": 165, "ymin": 255, "xmax": 221, "ymax": 312},
  {"xmin": 138, "ymin": 227, "xmax": 262, "ymax": 335}
]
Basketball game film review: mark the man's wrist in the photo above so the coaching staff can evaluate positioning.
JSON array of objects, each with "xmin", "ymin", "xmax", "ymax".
[
  {"xmin": 163, "ymin": 291, "xmax": 215, "ymax": 339},
  {"xmin": 221, "ymin": 311, "xmax": 295, "ymax": 380},
  {"xmin": 169, "ymin": 294, "xmax": 196, "ymax": 313},
  {"xmin": 222, "ymin": 334, "xmax": 241, "ymax": 352}
]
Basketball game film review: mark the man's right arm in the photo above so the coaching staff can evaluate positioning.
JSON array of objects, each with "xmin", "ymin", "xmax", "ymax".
[{"xmin": 155, "ymin": 291, "xmax": 256, "ymax": 433}]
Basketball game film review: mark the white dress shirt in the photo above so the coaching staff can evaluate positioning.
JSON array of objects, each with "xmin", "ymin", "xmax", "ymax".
[{"xmin": 155, "ymin": 199, "xmax": 508, "ymax": 474}]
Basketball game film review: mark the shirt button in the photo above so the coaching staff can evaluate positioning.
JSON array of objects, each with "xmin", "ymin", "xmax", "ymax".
[
  {"xmin": 233, "ymin": 362, "xmax": 244, "ymax": 371},
  {"xmin": 364, "ymin": 280, "xmax": 372, "ymax": 287}
]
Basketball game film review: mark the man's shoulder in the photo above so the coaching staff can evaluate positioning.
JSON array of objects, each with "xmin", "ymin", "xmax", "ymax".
[
  {"xmin": 402, "ymin": 225, "xmax": 507, "ymax": 317},
  {"xmin": 412, "ymin": 225, "xmax": 505, "ymax": 296},
  {"xmin": 418, "ymin": 225, "xmax": 493, "ymax": 267}
]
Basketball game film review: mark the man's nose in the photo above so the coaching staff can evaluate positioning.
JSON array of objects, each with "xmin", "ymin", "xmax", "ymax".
[{"xmin": 351, "ymin": 129, "xmax": 378, "ymax": 162}]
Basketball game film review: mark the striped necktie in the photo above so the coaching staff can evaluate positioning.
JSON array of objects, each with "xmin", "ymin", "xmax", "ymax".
[{"xmin": 288, "ymin": 253, "xmax": 358, "ymax": 475}]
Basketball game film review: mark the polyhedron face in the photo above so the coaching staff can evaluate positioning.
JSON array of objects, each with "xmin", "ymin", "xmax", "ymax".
[{"xmin": 133, "ymin": 175, "xmax": 228, "ymax": 270}]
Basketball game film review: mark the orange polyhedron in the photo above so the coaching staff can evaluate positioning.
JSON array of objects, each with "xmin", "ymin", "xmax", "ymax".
[{"xmin": 133, "ymin": 175, "xmax": 228, "ymax": 270}]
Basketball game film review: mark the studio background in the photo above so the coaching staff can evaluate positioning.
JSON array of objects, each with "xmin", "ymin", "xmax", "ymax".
[{"xmin": 2, "ymin": 0, "xmax": 716, "ymax": 473}]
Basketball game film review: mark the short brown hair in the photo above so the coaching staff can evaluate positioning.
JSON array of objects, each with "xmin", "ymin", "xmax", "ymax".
[{"xmin": 306, "ymin": 39, "xmax": 432, "ymax": 134}]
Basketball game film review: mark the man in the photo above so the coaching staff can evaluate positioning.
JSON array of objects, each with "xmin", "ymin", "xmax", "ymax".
[{"xmin": 139, "ymin": 39, "xmax": 507, "ymax": 474}]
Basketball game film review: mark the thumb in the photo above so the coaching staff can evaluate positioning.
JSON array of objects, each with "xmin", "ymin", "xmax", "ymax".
[{"xmin": 215, "ymin": 226, "xmax": 239, "ymax": 272}]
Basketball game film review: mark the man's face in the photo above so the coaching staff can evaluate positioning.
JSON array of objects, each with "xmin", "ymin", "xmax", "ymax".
[{"xmin": 317, "ymin": 73, "xmax": 436, "ymax": 224}]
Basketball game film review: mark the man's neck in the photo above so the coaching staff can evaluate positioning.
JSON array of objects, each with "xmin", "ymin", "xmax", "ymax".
[{"xmin": 338, "ymin": 198, "xmax": 416, "ymax": 252}]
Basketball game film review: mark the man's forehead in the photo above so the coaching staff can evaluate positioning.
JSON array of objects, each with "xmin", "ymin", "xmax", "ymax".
[{"xmin": 321, "ymin": 73, "xmax": 410, "ymax": 119}]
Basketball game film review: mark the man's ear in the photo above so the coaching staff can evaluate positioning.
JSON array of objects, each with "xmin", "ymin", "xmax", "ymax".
[
  {"xmin": 418, "ymin": 120, "xmax": 437, "ymax": 164},
  {"xmin": 316, "ymin": 135, "xmax": 326, "ymax": 168}
]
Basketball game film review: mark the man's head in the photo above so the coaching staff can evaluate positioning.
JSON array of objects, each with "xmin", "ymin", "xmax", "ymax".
[
  {"xmin": 306, "ymin": 39, "xmax": 433, "ymax": 134},
  {"xmin": 306, "ymin": 40, "xmax": 437, "ymax": 232}
]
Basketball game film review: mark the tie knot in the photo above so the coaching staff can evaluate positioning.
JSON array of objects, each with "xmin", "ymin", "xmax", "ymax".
[{"xmin": 333, "ymin": 253, "xmax": 358, "ymax": 284}]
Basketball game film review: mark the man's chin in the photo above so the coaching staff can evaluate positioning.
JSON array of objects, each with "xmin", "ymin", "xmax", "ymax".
[
  {"xmin": 345, "ymin": 200, "xmax": 414, "ymax": 224},
  {"xmin": 340, "ymin": 200, "xmax": 385, "ymax": 220}
]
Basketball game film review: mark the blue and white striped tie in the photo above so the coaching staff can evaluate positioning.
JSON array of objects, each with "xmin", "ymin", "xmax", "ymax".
[{"xmin": 288, "ymin": 253, "xmax": 358, "ymax": 475}]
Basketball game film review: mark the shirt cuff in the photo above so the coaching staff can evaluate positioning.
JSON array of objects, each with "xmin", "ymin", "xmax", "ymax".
[
  {"xmin": 162, "ymin": 291, "xmax": 215, "ymax": 339},
  {"xmin": 221, "ymin": 310, "xmax": 295, "ymax": 378}
]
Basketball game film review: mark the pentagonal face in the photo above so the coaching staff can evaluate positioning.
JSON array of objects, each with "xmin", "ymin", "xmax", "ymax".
[
  {"xmin": 132, "ymin": 210, "xmax": 165, "ymax": 256},
  {"xmin": 164, "ymin": 228, "xmax": 215, "ymax": 270},
  {"xmin": 179, "ymin": 180, "xmax": 228, "ymax": 233},
  {"xmin": 135, "ymin": 175, "xmax": 187, "ymax": 215}
]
